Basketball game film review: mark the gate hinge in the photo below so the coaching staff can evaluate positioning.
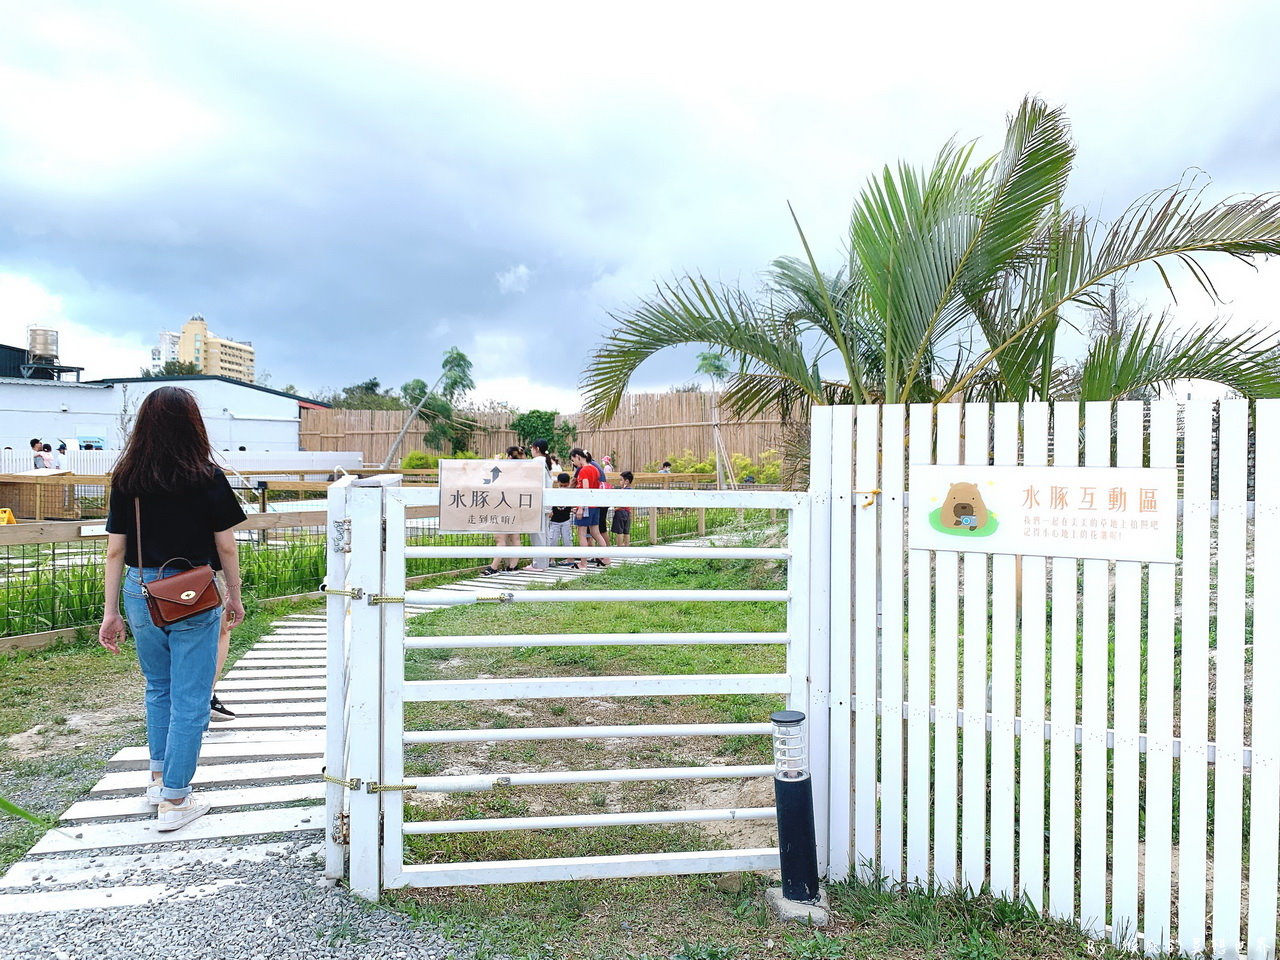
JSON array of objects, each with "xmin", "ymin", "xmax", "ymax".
[
  {"xmin": 368, "ymin": 594, "xmax": 404, "ymax": 605},
  {"xmin": 331, "ymin": 811, "xmax": 350, "ymax": 845},
  {"xmin": 322, "ymin": 585, "xmax": 364, "ymax": 600},
  {"xmin": 366, "ymin": 781, "xmax": 416, "ymax": 793},
  {"xmin": 331, "ymin": 518, "xmax": 352, "ymax": 553}
]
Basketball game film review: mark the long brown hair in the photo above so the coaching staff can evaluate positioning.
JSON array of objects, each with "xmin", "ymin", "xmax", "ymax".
[{"xmin": 112, "ymin": 386, "xmax": 217, "ymax": 494}]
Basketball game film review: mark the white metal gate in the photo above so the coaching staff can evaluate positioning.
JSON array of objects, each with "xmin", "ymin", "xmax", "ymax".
[{"xmin": 325, "ymin": 480, "xmax": 817, "ymax": 899}]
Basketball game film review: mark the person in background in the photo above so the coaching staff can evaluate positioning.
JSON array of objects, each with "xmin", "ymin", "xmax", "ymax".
[
  {"xmin": 98, "ymin": 386, "xmax": 246, "ymax": 832},
  {"xmin": 548, "ymin": 473, "xmax": 576, "ymax": 565},
  {"xmin": 524, "ymin": 438, "xmax": 554, "ymax": 572},
  {"xmin": 209, "ymin": 614, "xmax": 237, "ymax": 721},
  {"xmin": 39, "ymin": 444, "xmax": 55, "ymax": 469},
  {"xmin": 55, "ymin": 442, "xmax": 67, "ymax": 469},
  {"xmin": 570, "ymin": 447, "xmax": 610, "ymax": 570},
  {"xmin": 30, "ymin": 438, "xmax": 42, "ymax": 469},
  {"xmin": 482, "ymin": 445, "xmax": 526, "ymax": 576},
  {"xmin": 611, "ymin": 471, "xmax": 634, "ymax": 549},
  {"xmin": 592, "ymin": 451, "xmax": 611, "ymax": 549},
  {"xmin": 658, "ymin": 461, "xmax": 672, "ymax": 474}
]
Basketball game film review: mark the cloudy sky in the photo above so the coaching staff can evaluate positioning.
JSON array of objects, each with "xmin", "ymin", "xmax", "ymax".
[{"xmin": 2, "ymin": 0, "xmax": 1278, "ymax": 410}]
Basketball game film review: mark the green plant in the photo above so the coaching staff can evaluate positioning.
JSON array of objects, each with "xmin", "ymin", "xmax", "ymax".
[
  {"xmin": 672, "ymin": 943, "xmax": 738, "ymax": 960},
  {"xmin": 508, "ymin": 410, "xmax": 577, "ymax": 462},
  {"xmin": 0, "ymin": 795, "xmax": 53, "ymax": 829},
  {"xmin": 950, "ymin": 929, "xmax": 1004, "ymax": 960},
  {"xmin": 583, "ymin": 96, "xmax": 1280, "ymax": 432},
  {"xmin": 643, "ymin": 450, "xmax": 782, "ymax": 484},
  {"xmin": 784, "ymin": 929, "xmax": 846, "ymax": 958},
  {"xmin": 401, "ymin": 450, "xmax": 437, "ymax": 470}
]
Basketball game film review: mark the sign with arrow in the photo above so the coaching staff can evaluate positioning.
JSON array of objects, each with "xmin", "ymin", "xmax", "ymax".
[{"xmin": 438, "ymin": 459, "xmax": 546, "ymax": 534}]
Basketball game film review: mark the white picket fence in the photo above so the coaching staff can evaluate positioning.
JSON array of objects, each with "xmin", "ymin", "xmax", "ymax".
[
  {"xmin": 818, "ymin": 401, "xmax": 1275, "ymax": 960},
  {"xmin": 324, "ymin": 402, "xmax": 1275, "ymax": 960},
  {"xmin": 0, "ymin": 448, "xmax": 364, "ymax": 476}
]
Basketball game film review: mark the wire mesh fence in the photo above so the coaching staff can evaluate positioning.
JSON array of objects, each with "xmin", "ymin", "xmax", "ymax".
[{"xmin": 1, "ymin": 500, "xmax": 778, "ymax": 641}]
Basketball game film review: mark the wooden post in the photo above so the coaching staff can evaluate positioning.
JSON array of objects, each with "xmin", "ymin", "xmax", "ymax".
[
  {"xmin": 258, "ymin": 482, "xmax": 269, "ymax": 545},
  {"xmin": 697, "ymin": 508, "xmax": 706, "ymax": 536},
  {"xmin": 648, "ymin": 505, "xmax": 658, "ymax": 545},
  {"xmin": 34, "ymin": 481, "xmax": 43, "ymax": 522}
]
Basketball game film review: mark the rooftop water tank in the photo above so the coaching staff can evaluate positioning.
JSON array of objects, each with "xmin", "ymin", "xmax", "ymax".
[{"xmin": 27, "ymin": 325, "xmax": 59, "ymax": 360}]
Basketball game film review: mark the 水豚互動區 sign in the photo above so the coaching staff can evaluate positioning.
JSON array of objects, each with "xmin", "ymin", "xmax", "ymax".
[
  {"xmin": 437, "ymin": 459, "xmax": 546, "ymax": 534},
  {"xmin": 908, "ymin": 464, "xmax": 1178, "ymax": 564}
]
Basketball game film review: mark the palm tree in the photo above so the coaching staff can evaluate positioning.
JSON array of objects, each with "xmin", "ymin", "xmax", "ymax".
[
  {"xmin": 695, "ymin": 351, "xmax": 731, "ymax": 487},
  {"xmin": 580, "ymin": 97, "xmax": 1280, "ymax": 426}
]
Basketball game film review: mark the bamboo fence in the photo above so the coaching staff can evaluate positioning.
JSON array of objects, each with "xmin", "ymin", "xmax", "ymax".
[{"xmin": 300, "ymin": 393, "xmax": 789, "ymax": 468}]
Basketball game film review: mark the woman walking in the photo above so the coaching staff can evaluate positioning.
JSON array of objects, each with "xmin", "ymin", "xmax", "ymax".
[{"xmin": 98, "ymin": 387, "xmax": 247, "ymax": 832}]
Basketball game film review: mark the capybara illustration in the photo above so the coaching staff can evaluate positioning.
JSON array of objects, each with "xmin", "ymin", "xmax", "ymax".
[{"xmin": 942, "ymin": 482, "xmax": 989, "ymax": 531}]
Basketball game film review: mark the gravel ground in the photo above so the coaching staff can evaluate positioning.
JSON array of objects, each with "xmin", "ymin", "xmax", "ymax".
[
  {"xmin": 0, "ymin": 739, "xmax": 133, "ymax": 870},
  {"xmin": 0, "ymin": 843, "xmax": 488, "ymax": 960}
]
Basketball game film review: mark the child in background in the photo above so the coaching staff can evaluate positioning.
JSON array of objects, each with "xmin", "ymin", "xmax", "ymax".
[
  {"xmin": 549, "ymin": 473, "xmax": 576, "ymax": 565},
  {"xmin": 611, "ymin": 471, "xmax": 634, "ymax": 549}
]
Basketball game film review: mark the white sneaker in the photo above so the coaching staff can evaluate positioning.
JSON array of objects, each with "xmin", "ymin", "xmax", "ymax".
[
  {"xmin": 145, "ymin": 783, "xmax": 164, "ymax": 806},
  {"xmin": 156, "ymin": 795, "xmax": 209, "ymax": 832}
]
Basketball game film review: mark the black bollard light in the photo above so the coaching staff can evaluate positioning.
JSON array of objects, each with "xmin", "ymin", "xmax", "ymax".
[{"xmin": 771, "ymin": 710, "xmax": 820, "ymax": 903}]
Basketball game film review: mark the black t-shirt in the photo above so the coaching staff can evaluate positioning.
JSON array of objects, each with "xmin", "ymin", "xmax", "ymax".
[
  {"xmin": 550, "ymin": 504, "xmax": 572, "ymax": 523},
  {"xmin": 106, "ymin": 469, "xmax": 247, "ymax": 570}
]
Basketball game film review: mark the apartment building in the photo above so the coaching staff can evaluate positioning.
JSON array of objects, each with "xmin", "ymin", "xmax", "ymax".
[{"xmin": 164, "ymin": 315, "xmax": 256, "ymax": 383}]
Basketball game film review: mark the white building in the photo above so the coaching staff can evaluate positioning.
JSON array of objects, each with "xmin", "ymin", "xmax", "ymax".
[
  {"xmin": 0, "ymin": 375, "xmax": 328, "ymax": 458},
  {"xmin": 150, "ymin": 330, "xmax": 181, "ymax": 372}
]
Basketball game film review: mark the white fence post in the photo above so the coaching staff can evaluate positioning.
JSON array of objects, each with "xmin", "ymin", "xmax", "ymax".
[
  {"xmin": 1247, "ymin": 399, "xmax": 1280, "ymax": 960},
  {"xmin": 346, "ymin": 482, "xmax": 388, "ymax": 900},
  {"xmin": 877, "ymin": 403, "xmax": 906, "ymax": 883},
  {"xmin": 959, "ymin": 403, "xmax": 989, "ymax": 890},
  {"xmin": 1076, "ymin": 401, "xmax": 1110, "ymax": 936},
  {"xmin": 1047, "ymin": 400, "xmax": 1079, "ymax": 919},
  {"xmin": 932, "ymin": 403, "xmax": 961, "ymax": 888},
  {"xmin": 806, "ymin": 406, "xmax": 835, "ymax": 877},
  {"xmin": 1142, "ymin": 402, "xmax": 1177, "ymax": 954},
  {"xmin": 851, "ymin": 406, "xmax": 879, "ymax": 879},
  {"xmin": 904, "ymin": 403, "xmax": 934, "ymax": 886},
  {"xmin": 1016, "ymin": 403, "xmax": 1050, "ymax": 911},
  {"xmin": 988, "ymin": 402, "xmax": 1019, "ymax": 899},
  {"xmin": 819, "ymin": 401, "xmax": 849, "ymax": 885},
  {"xmin": 381, "ymin": 486, "xmax": 407, "ymax": 889},
  {"xmin": 1178, "ymin": 403, "xmax": 1213, "ymax": 955},
  {"xmin": 323, "ymin": 475, "xmax": 355, "ymax": 880}
]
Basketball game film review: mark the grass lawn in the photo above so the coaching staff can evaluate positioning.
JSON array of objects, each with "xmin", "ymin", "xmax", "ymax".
[{"xmin": 386, "ymin": 556, "xmax": 1150, "ymax": 960}]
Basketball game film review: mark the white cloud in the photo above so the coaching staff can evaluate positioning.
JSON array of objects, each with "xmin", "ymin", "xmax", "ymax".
[
  {"xmin": 0, "ymin": 273, "xmax": 151, "ymax": 379},
  {"xmin": 469, "ymin": 376, "xmax": 582, "ymax": 416},
  {"xmin": 496, "ymin": 264, "xmax": 532, "ymax": 295}
]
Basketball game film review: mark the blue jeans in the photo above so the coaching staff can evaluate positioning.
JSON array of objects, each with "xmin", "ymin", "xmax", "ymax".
[{"xmin": 123, "ymin": 567, "xmax": 222, "ymax": 801}]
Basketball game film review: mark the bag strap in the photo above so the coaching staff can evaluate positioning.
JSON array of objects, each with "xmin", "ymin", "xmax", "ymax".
[{"xmin": 134, "ymin": 496, "xmax": 143, "ymax": 569}]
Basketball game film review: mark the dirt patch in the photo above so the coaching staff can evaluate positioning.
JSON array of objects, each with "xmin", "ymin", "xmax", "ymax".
[{"xmin": 3, "ymin": 703, "xmax": 143, "ymax": 761}]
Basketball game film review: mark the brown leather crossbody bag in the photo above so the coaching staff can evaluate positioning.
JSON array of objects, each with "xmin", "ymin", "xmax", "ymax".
[{"xmin": 134, "ymin": 498, "xmax": 221, "ymax": 626}]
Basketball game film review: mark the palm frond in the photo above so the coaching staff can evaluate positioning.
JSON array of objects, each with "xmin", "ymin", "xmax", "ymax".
[
  {"xmin": 947, "ymin": 179, "xmax": 1280, "ymax": 400},
  {"xmin": 579, "ymin": 275, "xmax": 823, "ymax": 424},
  {"xmin": 1076, "ymin": 317, "xmax": 1280, "ymax": 401}
]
